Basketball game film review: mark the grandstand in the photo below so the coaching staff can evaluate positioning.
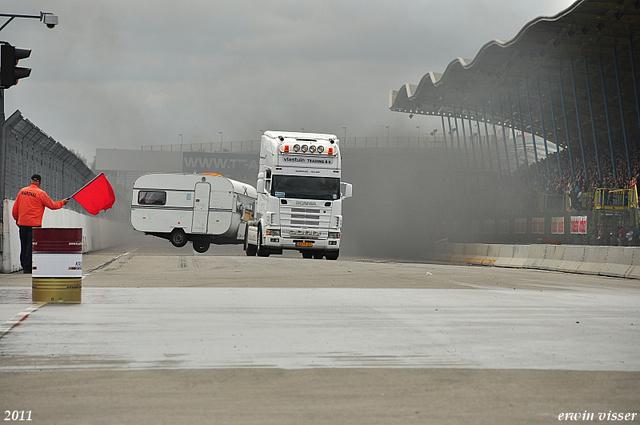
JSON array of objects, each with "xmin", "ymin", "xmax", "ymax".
[{"xmin": 390, "ymin": 0, "xmax": 640, "ymax": 247}]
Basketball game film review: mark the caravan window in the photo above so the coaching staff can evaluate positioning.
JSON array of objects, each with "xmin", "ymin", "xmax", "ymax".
[{"xmin": 138, "ymin": 191, "xmax": 166, "ymax": 205}]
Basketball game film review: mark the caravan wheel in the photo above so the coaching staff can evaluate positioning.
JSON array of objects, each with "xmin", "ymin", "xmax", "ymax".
[
  {"xmin": 170, "ymin": 228, "xmax": 188, "ymax": 247},
  {"xmin": 193, "ymin": 240, "xmax": 210, "ymax": 253}
]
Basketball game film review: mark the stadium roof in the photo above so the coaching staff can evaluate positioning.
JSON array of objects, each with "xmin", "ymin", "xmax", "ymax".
[{"xmin": 390, "ymin": 0, "xmax": 640, "ymax": 152}]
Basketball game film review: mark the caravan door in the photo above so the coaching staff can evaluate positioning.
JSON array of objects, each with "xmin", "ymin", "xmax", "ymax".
[{"xmin": 192, "ymin": 182, "xmax": 210, "ymax": 233}]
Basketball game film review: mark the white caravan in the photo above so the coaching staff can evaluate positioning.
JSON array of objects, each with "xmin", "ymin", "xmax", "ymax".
[
  {"xmin": 131, "ymin": 173, "xmax": 257, "ymax": 253},
  {"xmin": 242, "ymin": 131, "xmax": 352, "ymax": 260}
]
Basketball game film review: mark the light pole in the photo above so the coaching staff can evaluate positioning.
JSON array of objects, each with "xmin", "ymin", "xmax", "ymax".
[
  {"xmin": 0, "ymin": 10, "xmax": 58, "ymax": 220},
  {"xmin": 0, "ymin": 12, "xmax": 58, "ymax": 32},
  {"xmin": 219, "ymin": 131, "xmax": 223, "ymax": 143},
  {"xmin": 416, "ymin": 125, "xmax": 420, "ymax": 146},
  {"xmin": 430, "ymin": 129, "xmax": 438, "ymax": 147}
]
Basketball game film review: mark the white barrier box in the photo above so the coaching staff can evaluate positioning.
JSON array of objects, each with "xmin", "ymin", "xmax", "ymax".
[
  {"xmin": 467, "ymin": 244, "xmax": 490, "ymax": 265},
  {"xmin": 494, "ymin": 245, "xmax": 516, "ymax": 267},
  {"xmin": 462, "ymin": 244, "xmax": 481, "ymax": 263},
  {"xmin": 505, "ymin": 245, "xmax": 530, "ymax": 268},
  {"xmin": 558, "ymin": 246, "xmax": 586, "ymax": 273},
  {"xmin": 538, "ymin": 245, "xmax": 565, "ymax": 271},
  {"xmin": 483, "ymin": 244, "xmax": 501, "ymax": 265},
  {"xmin": 450, "ymin": 244, "xmax": 466, "ymax": 263},
  {"xmin": 577, "ymin": 246, "xmax": 609, "ymax": 275},
  {"xmin": 625, "ymin": 248, "xmax": 640, "ymax": 279},
  {"xmin": 600, "ymin": 246, "xmax": 634, "ymax": 278},
  {"xmin": 523, "ymin": 245, "xmax": 546, "ymax": 269}
]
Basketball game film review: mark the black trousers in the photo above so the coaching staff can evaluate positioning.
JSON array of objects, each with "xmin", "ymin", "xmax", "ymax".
[{"xmin": 19, "ymin": 226, "xmax": 33, "ymax": 272}]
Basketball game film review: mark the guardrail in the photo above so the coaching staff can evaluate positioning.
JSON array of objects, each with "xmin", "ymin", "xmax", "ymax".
[
  {"xmin": 594, "ymin": 187, "xmax": 638, "ymax": 210},
  {"xmin": 538, "ymin": 189, "xmax": 639, "ymax": 213}
]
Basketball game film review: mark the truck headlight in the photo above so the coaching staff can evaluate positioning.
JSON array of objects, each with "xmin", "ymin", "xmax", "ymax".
[
  {"xmin": 267, "ymin": 229, "xmax": 280, "ymax": 236},
  {"xmin": 328, "ymin": 232, "xmax": 340, "ymax": 239}
]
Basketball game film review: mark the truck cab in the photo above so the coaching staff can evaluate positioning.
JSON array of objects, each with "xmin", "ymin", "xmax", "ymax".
[{"xmin": 242, "ymin": 131, "xmax": 352, "ymax": 260}]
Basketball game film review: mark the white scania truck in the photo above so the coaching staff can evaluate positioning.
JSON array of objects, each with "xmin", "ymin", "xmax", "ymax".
[
  {"xmin": 131, "ymin": 173, "xmax": 257, "ymax": 253},
  {"xmin": 241, "ymin": 131, "xmax": 352, "ymax": 260}
]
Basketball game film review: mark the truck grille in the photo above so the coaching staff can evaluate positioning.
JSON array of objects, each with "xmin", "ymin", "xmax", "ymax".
[
  {"xmin": 291, "ymin": 220, "xmax": 320, "ymax": 226},
  {"xmin": 280, "ymin": 205, "xmax": 332, "ymax": 233},
  {"xmin": 291, "ymin": 208, "xmax": 321, "ymax": 213},
  {"xmin": 291, "ymin": 214, "xmax": 320, "ymax": 220}
]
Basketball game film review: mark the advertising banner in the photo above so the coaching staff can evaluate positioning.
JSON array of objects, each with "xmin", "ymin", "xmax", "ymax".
[
  {"xmin": 532, "ymin": 218, "xmax": 545, "ymax": 234},
  {"xmin": 551, "ymin": 217, "xmax": 565, "ymax": 235},
  {"xmin": 570, "ymin": 216, "xmax": 587, "ymax": 234}
]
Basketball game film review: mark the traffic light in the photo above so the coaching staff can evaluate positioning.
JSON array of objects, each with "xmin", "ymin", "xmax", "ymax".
[{"xmin": 1, "ymin": 43, "xmax": 31, "ymax": 89}]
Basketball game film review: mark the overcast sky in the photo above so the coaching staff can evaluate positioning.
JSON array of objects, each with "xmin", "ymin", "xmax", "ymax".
[{"xmin": 2, "ymin": 0, "xmax": 576, "ymax": 161}]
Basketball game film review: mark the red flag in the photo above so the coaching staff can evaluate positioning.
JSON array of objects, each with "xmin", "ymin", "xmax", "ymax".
[{"xmin": 72, "ymin": 173, "xmax": 116, "ymax": 215}]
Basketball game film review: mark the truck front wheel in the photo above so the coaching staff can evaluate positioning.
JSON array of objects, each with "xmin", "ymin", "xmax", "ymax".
[
  {"xmin": 243, "ymin": 225, "xmax": 252, "ymax": 254},
  {"xmin": 246, "ymin": 244, "xmax": 257, "ymax": 256},
  {"xmin": 244, "ymin": 224, "xmax": 257, "ymax": 256},
  {"xmin": 325, "ymin": 250, "xmax": 339, "ymax": 260},
  {"xmin": 257, "ymin": 227, "xmax": 270, "ymax": 257}
]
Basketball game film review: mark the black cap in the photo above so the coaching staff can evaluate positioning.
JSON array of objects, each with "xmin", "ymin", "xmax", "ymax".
[{"xmin": 30, "ymin": 174, "xmax": 41, "ymax": 182}]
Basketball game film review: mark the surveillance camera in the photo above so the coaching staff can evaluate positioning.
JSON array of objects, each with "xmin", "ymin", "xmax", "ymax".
[{"xmin": 42, "ymin": 14, "xmax": 58, "ymax": 29}]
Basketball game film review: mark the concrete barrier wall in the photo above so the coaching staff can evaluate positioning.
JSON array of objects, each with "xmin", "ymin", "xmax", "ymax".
[
  {"xmin": 431, "ymin": 242, "xmax": 640, "ymax": 281},
  {"xmin": 2, "ymin": 199, "xmax": 130, "ymax": 273},
  {"xmin": 599, "ymin": 247, "xmax": 634, "ymax": 278},
  {"xmin": 494, "ymin": 245, "xmax": 516, "ymax": 267},
  {"xmin": 450, "ymin": 244, "xmax": 466, "ymax": 263},
  {"xmin": 507, "ymin": 245, "xmax": 531, "ymax": 268},
  {"xmin": 483, "ymin": 244, "xmax": 500, "ymax": 265},
  {"xmin": 524, "ymin": 245, "xmax": 546, "ymax": 269},
  {"xmin": 558, "ymin": 246, "xmax": 586, "ymax": 273},
  {"xmin": 538, "ymin": 245, "xmax": 565, "ymax": 271},
  {"xmin": 577, "ymin": 246, "xmax": 609, "ymax": 275}
]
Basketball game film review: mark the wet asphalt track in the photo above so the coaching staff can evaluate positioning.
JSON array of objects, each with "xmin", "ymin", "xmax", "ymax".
[{"xmin": 1, "ymin": 236, "xmax": 639, "ymax": 424}]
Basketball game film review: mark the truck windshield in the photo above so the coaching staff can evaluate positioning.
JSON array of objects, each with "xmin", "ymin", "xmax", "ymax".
[{"xmin": 271, "ymin": 175, "xmax": 340, "ymax": 200}]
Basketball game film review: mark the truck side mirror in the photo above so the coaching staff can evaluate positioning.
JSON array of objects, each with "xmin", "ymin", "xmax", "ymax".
[{"xmin": 341, "ymin": 182, "xmax": 353, "ymax": 199}]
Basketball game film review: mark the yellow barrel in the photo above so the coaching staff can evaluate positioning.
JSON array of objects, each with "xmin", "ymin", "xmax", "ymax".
[{"xmin": 32, "ymin": 278, "xmax": 82, "ymax": 303}]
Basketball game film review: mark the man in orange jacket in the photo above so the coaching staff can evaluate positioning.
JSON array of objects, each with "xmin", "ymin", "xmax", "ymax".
[{"xmin": 12, "ymin": 174, "xmax": 69, "ymax": 273}]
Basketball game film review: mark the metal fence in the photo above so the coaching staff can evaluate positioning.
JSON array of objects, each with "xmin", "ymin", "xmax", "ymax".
[{"xmin": 0, "ymin": 110, "xmax": 95, "ymax": 217}]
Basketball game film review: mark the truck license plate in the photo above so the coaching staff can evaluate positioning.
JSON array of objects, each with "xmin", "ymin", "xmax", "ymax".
[{"xmin": 296, "ymin": 242, "xmax": 313, "ymax": 247}]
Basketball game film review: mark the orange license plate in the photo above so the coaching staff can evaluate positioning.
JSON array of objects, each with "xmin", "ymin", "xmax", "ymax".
[{"xmin": 296, "ymin": 242, "xmax": 313, "ymax": 247}]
